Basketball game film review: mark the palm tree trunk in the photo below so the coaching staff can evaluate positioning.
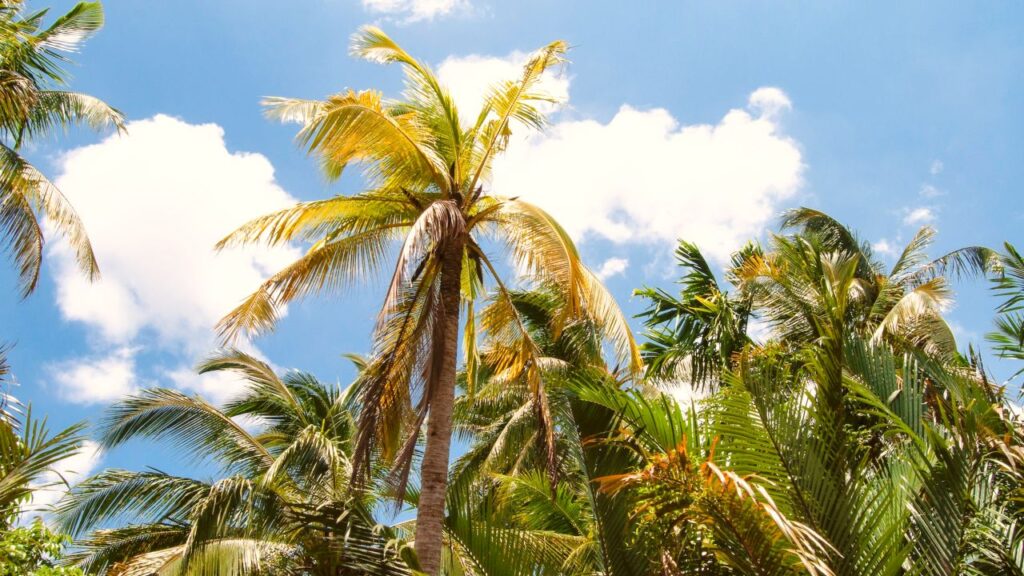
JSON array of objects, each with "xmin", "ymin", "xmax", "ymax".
[{"xmin": 415, "ymin": 238, "xmax": 464, "ymax": 575}]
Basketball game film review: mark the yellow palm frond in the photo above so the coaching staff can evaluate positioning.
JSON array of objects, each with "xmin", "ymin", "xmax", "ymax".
[
  {"xmin": 581, "ymin": 267, "xmax": 643, "ymax": 376},
  {"xmin": 295, "ymin": 89, "xmax": 448, "ymax": 192},
  {"xmin": 488, "ymin": 198, "xmax": 584, "ymax": 320},
  {"xmin": 262, "ymin": 96, "xmax": 325, "ymax": 126},
  {"xmin": 217, "ymin": 225, "xmax": 403, "ymax": 342},
  {"xmin": 0, "ymin": 177, "xmax": 43, "ymax": 296},
  {"xmin": 349, "ymin": 26, "xmax": 462, "ymax": 177},
  {"xmin": 871, "ymin": 277, "xmax": 952, "ymax": 346},
  {"xmin": 466, "ymin": 40, "xmax": 568, "ymax": 192},
  {"xmin": 216, "ymin": 191, "xmax": 420, "ymax": 250}
]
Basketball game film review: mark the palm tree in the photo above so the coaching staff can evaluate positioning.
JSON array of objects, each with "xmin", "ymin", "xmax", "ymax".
[
  {"xmin": 58, "ymin": 350, "xmax": 413, "ymax": 575},
  {"xmin": 215, "ymin": 26, "xmax": 639, "ymax": 573},
  {"xmin": 0, "ymin": 0, "xmax": 124, "ymax": 296},
  {"xmin": 634, "ymin": 240, "xmax": 756, "ymax": 388}
]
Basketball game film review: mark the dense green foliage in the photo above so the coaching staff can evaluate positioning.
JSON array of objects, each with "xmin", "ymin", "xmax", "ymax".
[
  {"xmin": 45, "ymin": 213, "xmax": 1023, "ymax": 576},
  {"xmin": 0, "ymin": 521, "xmax": 83, "ymax": 576}
]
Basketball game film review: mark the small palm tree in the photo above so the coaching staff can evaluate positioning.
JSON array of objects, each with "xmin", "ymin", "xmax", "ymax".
[
  {"xmin": 58, "ymin": 350, "xmax": 413, "ymax": 575},
  {"xmin": 0, "ymin": 0, "xmax": 124, "ymax": 296},
  {"xmin": 216, "ymin": 26, "xmax": 639, "ymax": 573}
]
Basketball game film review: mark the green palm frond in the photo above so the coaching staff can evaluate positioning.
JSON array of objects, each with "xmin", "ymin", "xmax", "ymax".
[
  {"xmin": 64, "ymin": 523, "xmax": 189, "ymax": 576},
  {"xmin": 56, "ymin": 469, "xmax": 209, "ymax": 537},
  {"xmin": 100, "ymin": 389, "xmax": 274, "ymax": 475}
]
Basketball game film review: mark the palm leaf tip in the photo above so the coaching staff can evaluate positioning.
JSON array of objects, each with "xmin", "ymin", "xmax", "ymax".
[{"xmin": 216, "ymin": 286, "xmax": 279, "ymax": 344}]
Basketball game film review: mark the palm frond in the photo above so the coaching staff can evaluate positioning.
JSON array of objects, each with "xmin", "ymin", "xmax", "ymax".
[{"xmin": 100, "ymin": 389, "xmax": 274, "ymax": 476}]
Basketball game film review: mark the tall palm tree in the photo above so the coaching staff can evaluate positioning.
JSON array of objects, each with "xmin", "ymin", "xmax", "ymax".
[
  {"xmin": 0, "ymin": 0, "xmax": 124, "ymax": 296},
  {"xmin": 58, "ymin": 350, "xmax": 413, "ymax": 575},
  {"xmin": 215, "ymin": 26, "xmax": 639, "ymax": 573}
]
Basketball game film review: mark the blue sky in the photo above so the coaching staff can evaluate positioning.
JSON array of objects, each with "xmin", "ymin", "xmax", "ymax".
[{"xmin": 1, "ymin": 0, "xmax": 1022, "ymax": 504}]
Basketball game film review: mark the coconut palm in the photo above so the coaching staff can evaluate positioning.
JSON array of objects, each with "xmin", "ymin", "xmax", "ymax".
[
  {"xmin": 57, "ymin": 350, "xmax": 413, "ymax": 576},
  {"xmin": 443, "ymin": 287, "xmax": 612, "ymax": 575},
  {"xmin": 215, "ymin": 26, "xmax": 639, "ymax": 573},
  {"xmin": 635, "ymin": 240, "xmax": 757, "ymax": 388},
  {"xmin": 0, "ymin": 0, "xmax": 124, "ymax": 296}
]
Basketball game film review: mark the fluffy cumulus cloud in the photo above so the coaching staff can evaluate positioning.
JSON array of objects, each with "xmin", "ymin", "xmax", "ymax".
[
  {"xmin": 362, "ymin": 0, "xmax": 467, "ymax": 21},
  {"xmin": 903, "ymin": 206, "xmax": 936, "ymax": 226},
  {"xmin": 595, "ymin": 257, "xmax": 629, "ymax": 280},
  {"xmin": 23, "ymin": 441, "xmax": 103, "ymax": 519},
  {"xmin": 491, "ymin": 92, "xmax": 804, "ymax": 261},
  {"xmin": 47, "ymin": 115, "xmax": 299, "ymax": 404},
  {"xmin": 48, "ymin": 347, "xmax": 138, "ymax": 405}
]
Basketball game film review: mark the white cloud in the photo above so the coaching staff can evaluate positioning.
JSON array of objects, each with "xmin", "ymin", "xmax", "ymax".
[
  {"xmin": 489, "ymin": 89, "xmax": 804, "ymax": 261},
  {"xmin": 595, "ymin": 257, "xmax": 629, "ymax": 280},
  {"xmin": 930, "ymin": 160, "xmax": 944, "ymax": 175},
  {"xmin": 747, "ymin": 86, "xmax": 792, "ymax": 119},
  {"xmin": 919, "ymin": 184, "xmax": 944, "ymax": 198},
  {"xmin": 872, "ymin": 238, "xmax": 898, "ymax": 257},
  {"xmin": 438, "ymin": 51, "xmax": 569, "ymax": 124},
  {"xmin": 49, "ymin": 347, "xmax": 139, "ymax": 405},
  {"xmin": 666, "ymin": 382, "xmax": 709, "ymax": 409},
  {"xmin": 23, "ymin": 440, "xmax": 103, "ymax": 520},
  {"xmin": 362, "ymin": 0, "xmax": 467, "ymax": 21},
  {"xmin": 47, "ymin": 114, "xmax": 299, "ymax": 404},
  {"xmin": 747, "ymin": 316, "xmax": 773, "ymax": 343},
  {"xmin": 165, "ymin": 362, "xmax": 250, "ymax": 406},
  {"xmin": 903, "ymin": 206, "xmax": 936, "ymax": 226}
]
